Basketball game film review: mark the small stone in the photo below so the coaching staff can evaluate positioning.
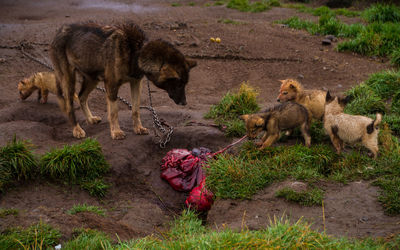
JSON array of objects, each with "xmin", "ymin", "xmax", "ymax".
[
  {"xmin": 0, "ymin": 58, "xmax": 5, "ymax": 63},
  {"xmin": 144, "ymin": 170, "xmax": 152, "ymax": 176},
  {"xmin": 322, "ymin": 87, "xmax": 328, "ymax": 91},
  {"xmin": 338, "ymin": 84, "xmax": 342, "ymax": 88},
  {"xmin": 325, "ymin": 35, "xmax": 337, "ymax": 42},
  {"xmin": 322, "ymin": 39, "xmax": 332, "ymax": 46},
  {"xmin": 323, "ymin": 66, "xmax": 328, "ymax": 70},
  {"xmin": 174, "ymin": 40, "xmax": 184, "ymax": 46},
  {"xmin": 297, "ymin": 74, "xmax": 304, "ymax": 79}
]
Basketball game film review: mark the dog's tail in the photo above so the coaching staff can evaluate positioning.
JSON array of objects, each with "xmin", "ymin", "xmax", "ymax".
[{"xmin": 367, "ymin": 113, "xmax": 382, "ymax": 134}]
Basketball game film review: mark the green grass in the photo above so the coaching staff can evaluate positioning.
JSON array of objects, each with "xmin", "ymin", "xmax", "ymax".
[
  {"xmin": 278, "ymin": 4, "xmax": 400, "ymax": 59},
  {"xmin": 0, "ymin": 208, "xmax": 19, "ymax": 218},
  {"xmin": 285, "ymin": 4, "xmax": 359, "ymax": 17},
  {"xmin": 275, "ymin": 187, "xmax": 324, "ymax": 206},
  {"xmin": 362, "ymin": 3, "xmax": 400, "ymax": 23},
  {"xmin": 86, "ymin": 210, "xmax": 400, "ymax": 248},
  {"xmin": 40, "ymin": 138, "xmax": 110, "ymax": 197},
  {"xmin": 0, "ymin": 222, "xmax": 61, "ymax": 249},
  {"xmin": 67, "ymin": 203, "xmax": 106, "ymax": 217},
  {"xmin": 63, "ymin": 228, "xmax": 113, "ymax": 250},
  {"xmin": 0, "ymin": 137, "xmax": 37, "ymax": 193},
  {"xmin": 205, "ymin": 82, "xmax": 260, "ymax": 137},
  {"xmin": 171, "ymin": 2, "xmax": 181, "ymax": 7},
  {"xmin": 226, "ymin": 0, "xmax": 280, "ymax": 13},
  {"xmin": 391, "ymin": 48, "xmax": 400, "ymax": 67}
]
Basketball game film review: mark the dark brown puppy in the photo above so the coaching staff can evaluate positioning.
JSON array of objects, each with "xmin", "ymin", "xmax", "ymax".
[
  {"xmin": 241, "ymin": 102, "xmax": 311, "ymax": 149},
  {"xmin": 50, "ymin": 22, "xmax": 196, "ymax": 139}
]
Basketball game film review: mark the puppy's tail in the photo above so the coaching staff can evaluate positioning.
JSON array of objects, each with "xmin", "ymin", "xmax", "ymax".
[{"xmin": 367, "ymin": 113, "xmax": 382, "ymax": 134}]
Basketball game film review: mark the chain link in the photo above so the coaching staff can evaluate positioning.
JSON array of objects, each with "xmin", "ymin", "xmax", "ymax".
[{"xmin": 5, "ymin": 41, "xmax": 173, "ymax": 148}]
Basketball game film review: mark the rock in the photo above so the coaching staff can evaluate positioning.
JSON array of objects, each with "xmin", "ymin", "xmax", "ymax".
[
  {"xmin": 297, "ymin": 74, "xmax": 304, "ymax": 79},
  {"xmin": 174, "ymin": 40, "xmax": 184, "ymax": 46},
  {"xmin": 325, "ymin": 35, "xmax": 337, "ymax": 42},
  {"xmin": 322, "ymin": 39, "xmax": 332, "ymax": 46},
  {"xmin": 0, "ymin": 58, "xmax": 5, "ymax": 63},
  {"xmin": 338, "ymin": 84, "xmax": 342, "ymax": 88}
]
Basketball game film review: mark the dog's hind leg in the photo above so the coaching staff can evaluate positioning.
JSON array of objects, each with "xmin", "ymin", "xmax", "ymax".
[
  {"xmin": 79, "ymin": 76, "xmax": 101, "ymax": 125},
  {"xmin": 130, "ymin": 78, "xmax": 149, "ymax": 135},
  {"xmin": 259, "ymin": 133, "xmax": 280, "ymax": 149}
]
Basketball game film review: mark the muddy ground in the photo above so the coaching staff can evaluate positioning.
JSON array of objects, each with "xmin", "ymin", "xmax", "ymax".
[{"xmin": 0, "ymin": 0, "xmax": 399, "ymax": 242}]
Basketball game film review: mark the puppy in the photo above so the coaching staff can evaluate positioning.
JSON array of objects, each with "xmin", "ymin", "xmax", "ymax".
[
  {"xmin": 241, "ymin": 102, "xmax": 311, "ymax": 149},
  {"xmin": 324, "ymin": 91, "xmax": 381, "ymax": 158},
  {"xmin": 18, "ymin": 72, "xmax": 78, "ymax": 104},
  {"xmin": 277, "ymin": 79, "xmax": 327, "ymax": 121}
]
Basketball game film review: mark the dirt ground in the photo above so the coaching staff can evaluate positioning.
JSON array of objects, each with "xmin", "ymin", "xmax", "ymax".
[{"xmin": 1, "ymin": 0, "xmax": 399, "ymax": 242}]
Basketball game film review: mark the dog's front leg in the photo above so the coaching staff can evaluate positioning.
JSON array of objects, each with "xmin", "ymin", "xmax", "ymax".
[
  {"xmin": 106, "ymin": 96, "xmax": 125, "ymax": 140},
  {"xmin": 130, "ymin": 78, "xmax": 149, "ymax": 135},
  {"xmin": 259, "ymin": 133, "xmax": 279, "ymax": 149}
]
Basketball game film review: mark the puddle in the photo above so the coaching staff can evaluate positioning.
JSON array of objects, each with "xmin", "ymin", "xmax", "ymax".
[{"xmin": 77, "ymin": 0, "xmax": 159, "ymax": 13}]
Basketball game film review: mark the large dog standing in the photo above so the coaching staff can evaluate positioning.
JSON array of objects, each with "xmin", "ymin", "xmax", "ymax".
[{"xmin": 50, "ymin": 22, "xmax": 196, "ymax": 139}]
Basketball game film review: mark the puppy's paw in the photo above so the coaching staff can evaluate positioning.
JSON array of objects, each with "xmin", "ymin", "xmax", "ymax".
[
  {"xmin": 111, "ymin": 130, "xmax": 126, "ymax": 140},
  {"xmin": 134, "ymin": 126, "xmax": 149, "ymax": 135},
  {"xmin": 88, "ymin": 116, "xmax": 102, "ymax": 124},
  {"xmin": 255, "ymin": 141, "xmax": 263, "ymax": 147},
  {"xmin": 73, "ymin": 125, "xmax": 86, "ymax": 139}
]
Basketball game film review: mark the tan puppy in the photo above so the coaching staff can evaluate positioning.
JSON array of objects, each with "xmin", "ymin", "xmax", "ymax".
[
  {"xmin": 241, "ymin": 102, "xmax": 311, "ymax": 149},
  {"xmin": 324, "ymin": 91, "xmax": 381, "ymax": 158},
  {"xmin": 18, "ymin": 72, "xmax": 78, "ymax": 104},
  {"xmin": 277, "ymin": 79, "xmax": 327, "ymax": 120}
]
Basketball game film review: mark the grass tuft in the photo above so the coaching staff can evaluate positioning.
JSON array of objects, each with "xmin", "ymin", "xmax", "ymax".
[
  {"xmin": 362, "ymin": 3, "xmax": 400, "ymax": 23},
  {"xmin": 67, "ymin": 204, "xmax": 106, "ymax": 217},
  {"xmin": 63, "ymin": 228, "xmax": 112, "ymax": 250},
  {"xmin": 0, "ymin": 137, "xmax": 37, "ymax": 193},
  {"xmin": 0, "ymin": 208, "xmax": 19, "ymax": 218},
  {"xmin": 205, "ymin": 82, "xmax": 260, "ymax": 137},
  {"xmin": 227, "ymin": 0, "xmax": 280, "ymax": 13},
  {"xmin": 40, "ymin": 138, "xmax": 110, "ymax": 197},
  {"xmin": 275, "ymin": 187, "xmax": 324, "ymax": 206},
  {"xmin": 0, "ymin": 221, "xmax": 61, "ymax": 249}
]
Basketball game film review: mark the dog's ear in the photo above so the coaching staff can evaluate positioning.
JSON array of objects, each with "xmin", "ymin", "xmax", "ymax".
[
  {"xmin": 342, "ymin": 95, "xmax": 352, "ymax": 105},
  {"xmin": 240, "ymin": 114, "xmax": 249, "ymax": 122},
  {"xmin": 186, "ymin": 59, "xmax": 197, "ymax": 69},
  {"xmin": 19, "ymin": 80, "xmax": 26, "ymax": 85},
  {"xmin": 279, "ymin": 80, "xmax": 285, "ymax": 84},
  {"xmin": 289, "ymin": 84, "xmax": 296, "ymax": 90},
  {"xmin": 158, "ymin": 64, "xmax": 180, "ymax": 82},
  {"xmin": 325, "ymin": 91, "xmax": 333, "ymax": 102},
  {"xmin": 338, "ymin": 96, "xmax": 351, "ymax": 106},
  {"xmin": 255, "ymin": 118, "xmax": 264, "ymax": 127}
]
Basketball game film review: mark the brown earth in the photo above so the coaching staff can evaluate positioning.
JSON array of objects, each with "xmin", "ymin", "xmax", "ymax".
[{"xmin": 0, "ymin": 0, "xmax": 399, "ymax": 243}]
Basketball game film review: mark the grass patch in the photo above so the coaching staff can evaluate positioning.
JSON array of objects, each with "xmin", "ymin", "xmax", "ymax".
[
  {"xmin": 0, "ymin": 221, "xmax": 61, "ymax": 249},
  {"xmin": 285, "ymin": 4, "xmax": 359, "ymax": 17},
  {"xmin": 391, "ymin": 48, "xmax": 400, "ymax": 67},
  {"xmin": 0, "ymin": 208, "xmax": 18, "ymax": 218},
  {"xmin": 0, "ymin": 137, "xmax": 37, "ymax": 193},
  {"xmin": 171, "ymin": 2, "xmax": 181, "ymax": 7},
  {"xmin": 205, "ymin": 82, "xmax": 260, "ymax": 137},
  {"xmin": 362, "ymin": 3, "xmax": 400, "ymax": 23},
  {"xmin": 226, "ymin": 0, "xmax": 280, "ymax": 13},
  {"xmin": 275, "ymin": 187, "xmax": 324, "ymax": 206},
  {"xmin": 40, "ymin": 138, "xmax": 110, "ymax": 197},
  {"xmin": 115, "ymin": 210, "xmax": 399, "ymax": 248},
  {"xmin": 63, "ymin": 228, "xmax": 112, "ymax": 250},
  {"xmin": 67, "ymin": 204, "xmax": 106, "ymax": 217},
  {"xmin": 278, "ymin": 4, "xmax": 400, "ymax": 58}
]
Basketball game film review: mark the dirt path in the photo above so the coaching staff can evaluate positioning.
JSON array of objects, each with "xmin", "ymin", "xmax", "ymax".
[{"xmin": 0, "ymin": 0, "xmax": 399, "ymax": 241}]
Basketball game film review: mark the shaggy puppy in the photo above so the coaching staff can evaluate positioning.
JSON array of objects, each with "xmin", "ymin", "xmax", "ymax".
[
  {"xmin": 277, "ymin": 79, "xmax": 327, "ymax": 120},
  {"xmin": 18, "ymin": 72, "xmax": 78, "ymax": 104},
  {"xmin": 324, "ymin": 91, "xmax": 381, "ymax": 158},
  {"xmin": 241, "ymin": 102, "xmax": 311, "ymax": 149}
]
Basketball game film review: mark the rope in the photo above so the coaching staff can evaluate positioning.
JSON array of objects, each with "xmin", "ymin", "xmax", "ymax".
[{"xmin": 6, "ymin": 41, "xmax": 174, "ymax": 148}]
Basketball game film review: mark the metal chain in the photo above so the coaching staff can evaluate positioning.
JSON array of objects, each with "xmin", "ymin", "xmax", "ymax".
[{"xmin": 5, "ymin": 41, "xmax": 173, "ymax": 148}]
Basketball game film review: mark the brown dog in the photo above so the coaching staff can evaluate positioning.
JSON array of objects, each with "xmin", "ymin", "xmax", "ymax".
[
  {"xmin": 241, "ymin": 102, "xmax": 311, "ymax": 149},
  {"xmin": 50, "ymin": 22, "xmax": 196, "ymax": 139},
  {"xmin": 18, "ymin": 72, "xmax": 78, "ymax": 104},
  {"xmin": 324, "ymin": 91, "xmax": 381, "ymax": 158},
  {"xmin": 277, "ymin": 79, "xmax": 327, "ymax": 121}
]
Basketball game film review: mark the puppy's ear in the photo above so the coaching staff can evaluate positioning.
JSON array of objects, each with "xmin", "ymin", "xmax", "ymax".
[
  {"xmin": 240, "ymin": 114, "xmax": 249, "ymax": 122},
  {"xmin": 343, "ymin": 95, "xmax": 352, "ymax": 104},
  {"xmin": 279, "ymin": 79, "xmax": 285, "ymax": 84},
  {"xmin": 186, "ymin": 59, "xmax": 197, "ymax": 69},
  {"xmin": 338, "ymin": 96, "xmax": 350, "ymax": 106},
  {"xmin": 158, "ymin": 64, "xmax": 180, "ymax": 82},
  {"xmin": 256, "ymin": 118, "xmax": 264, "ymax": 127},
  {"xmin": 289, "ymin": 84, "xmax": 297, "ymax": 91},
  {"xmin": 325, "ymin": 91, "xmax": 333, "ymax": 102}
]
